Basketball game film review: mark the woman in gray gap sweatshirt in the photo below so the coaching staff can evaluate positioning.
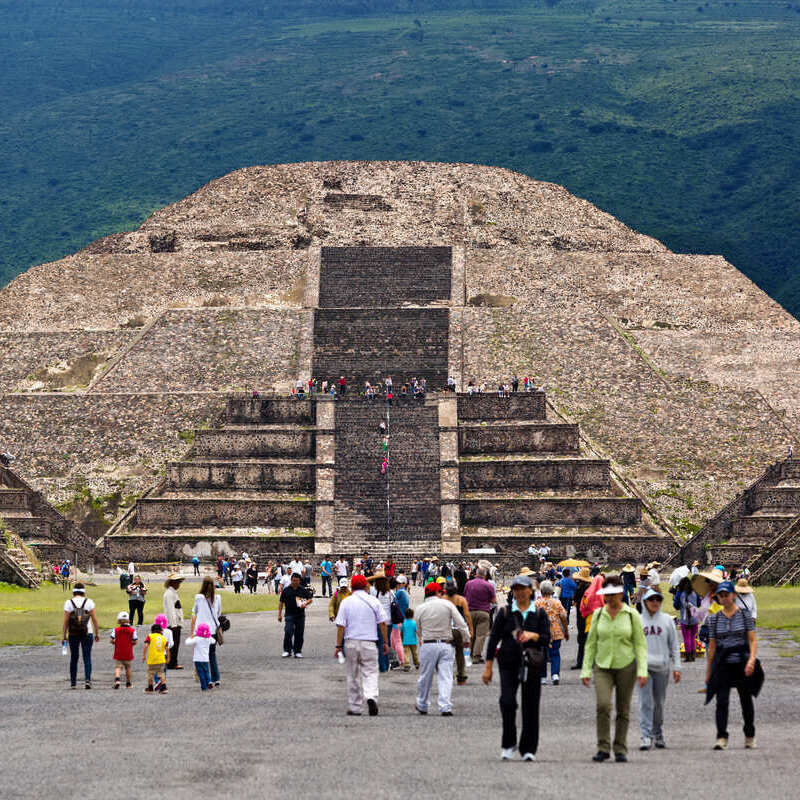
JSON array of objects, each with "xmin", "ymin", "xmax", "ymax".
[{"xmin": 638, "ymin": 588, "xmax": 681, "ymax": 751}]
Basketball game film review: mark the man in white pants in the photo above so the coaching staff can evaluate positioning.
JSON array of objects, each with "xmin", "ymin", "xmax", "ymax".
[
  {"xmin": 415, "ymin": 581, "xmax": 470, "ymax": 716},
  {"xmin": 334, "ymin": 574, "xmax": 389, "ymax": 716}
]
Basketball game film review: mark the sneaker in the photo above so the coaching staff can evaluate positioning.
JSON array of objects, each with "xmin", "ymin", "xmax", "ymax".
[
  {"xmin": 441, "ymin": 711, "xmax": 453, "ymax": 717},
  {"xmin": 294, "ymin": 653, "xmax": 304, "ymax": 658},
  {"xmin": 70, "ymin": 684, "xmax": 77, "ymax": 690},
  {"xmin": 540, "ymin": 677, "xmax": 546, "ymax": 685},
  {"xmin": 125, "ymin": 682, "xmax": 132, "ymax": 688},
  {"xmin": 403, "ymin": 666, "xmax": 411, "ymax": 672},
  {"xmin": 281, "ymin": 651, "xmax": 291, "ymax": 658},
  {"xmin": 144, "ymin": 686, "xmax": 154, "ymax": 693},
  {"xmin": 157, "ymin": 684, "xmax": 168, "ymax": 694},
  {"xmin": 501, "ymin": 747, "xmax": 515, "ymax": 761},
  {"xmin": 552, "ymin": 674, "xmax": 560, "ymax": 685},
  {"xmin": 570, "ymin": 664, "xmax": 581, "ymax": 670},
  {"xmin": 640, "ymin": 736, "xmax": 652, "ymax": 751},
  {"xmin": 592, "ymin": 751, "xmax": 610, "ymax": 762},
  {"xmin": 346, "ymin": 710, "xmax": 361, "ymax": 716},
  {"xmin": 521, "ymin": 752, "xmax": 536, "ymax": 762},
  {"xmin": 615, "ymin": 753, "xmax": 627, "ymax": 763},
  {"xmin": 214, "ymin": 682, "xmax": 220, "ymax": 687},
  {"xmin": 654, "ymin": 735, "xmax": 666, "ymax": 749},
  {"xmin": 745, "ymin": 736, "xmax": 757, "ymax": 749},
  {"xmin": 713, "ymin": 737, "xmax": 728, "ymax": 750},
  {"xmin": 367, "ymin": 698, "xmax": 378, "ymax": 716},
  {"xmin": 457, "ymin": 676, "xmax": 468, "ymax": 685},
  {"xmin": 113, "ymin": 680, "xmax": 120, "ymax": 690},
  {"xmin": 414, "ymin": 705, "xmax": 428, "ymax": 715},
  {"xmin": 85, "ymin": 682, "xmax": 91, "ymax": 690}
]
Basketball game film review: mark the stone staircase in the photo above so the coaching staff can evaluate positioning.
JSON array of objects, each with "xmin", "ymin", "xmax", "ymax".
[
  {"xmin": 0, "ymin": 529, "xmax": 42, "ymax": 587},
  {"xmin": 457, "ymin": 393, "xmax": 671, "ymax": 562},
  {"xmin": 318, "ymin": 246, "xmax": 451, "ymax": 308},
  {"xmin": 0, "ymin": 465, "xmax": 102, "ymax": 567},
  {"xmin": 106, "ymin": 397, "xmax": 317, "ymax": 562},
  {"xmin": 678, "ymin": 459, "xmax": 800, "ymax": 573},
  {"xmin": 312, "ymin": 307, "xmax": 450, "ymax": 390},
  {"xmin": 332, "ymin": 398, "xmax": 442, "ymax": 554}
]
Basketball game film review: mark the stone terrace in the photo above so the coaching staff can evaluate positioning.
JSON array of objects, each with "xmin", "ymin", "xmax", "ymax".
[{"xmin": 94, "ymin": 308, "xmax": 307, "ymax": 393}]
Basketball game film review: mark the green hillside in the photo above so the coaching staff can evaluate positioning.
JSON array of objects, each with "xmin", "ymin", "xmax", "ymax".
[{"xmin": 1, "ymin": 0, "xmax": 799, "ymax": 316}]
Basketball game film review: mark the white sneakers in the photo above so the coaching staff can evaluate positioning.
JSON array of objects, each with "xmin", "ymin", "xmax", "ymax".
[
  {"xmin": 745, "ymin": 736, "xmax": 757, "ymax": 749},
  {"xmin": 294, "ymin": 653, "xmax": 304, "ymax": 658},
  {"xmin": 281, "ymin": 651, "xmax": 291, "ymax": 658},
  {"xmin": 500, "ymin": 748, "xmax": 515, "ymax": 761},
  {"xmin": 552, "ymin": 674, "xmax": 560, "ymax": 685},
  {"xmin": 713, "ymin": 738, "xmax": 728, "ymax": 750},
  {"xmin": 640, "ymin": 736, "xmax": 653, "ymax": 751},
  {"xmin": 521, "ymin": 753, "xmax": 536, "ymax": 762}
]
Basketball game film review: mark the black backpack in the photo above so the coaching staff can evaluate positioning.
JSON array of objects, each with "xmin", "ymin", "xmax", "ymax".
[{"xmin": 67, "ymin": 598, "xmax": 91, "ymax": 637}]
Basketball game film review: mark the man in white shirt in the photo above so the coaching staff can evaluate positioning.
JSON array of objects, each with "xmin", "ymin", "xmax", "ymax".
[
  {"xmin": 334, "ymin": 558, "xmax": 349, "ymax": 578},
  {"xmin": 279, "ymin": 570, "xmax": 294, "ymax": 593},
  {"xmin": 334, "ymin": 574, "xmax": 389, "ymax": 716},
  {"xmin": 415, "ymin": 582, "xmax": 470, "ymax": 716},
  {"xmin": 288, "ymin": 556, "xmax": 305, "ymax": 577}
]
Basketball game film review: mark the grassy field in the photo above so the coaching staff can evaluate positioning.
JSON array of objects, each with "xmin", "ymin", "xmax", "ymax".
[
  {"xmin": 0, "ymin": 581, "xmax": 279, "ymax": 647},
  {"xmin": 0, "ymin": 0, "xmax": 799, "ymax": 316}
]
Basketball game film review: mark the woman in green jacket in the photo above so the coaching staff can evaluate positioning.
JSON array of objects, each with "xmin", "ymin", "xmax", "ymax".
[{"xmin": 581, "ymin": 574, "xmax": 649, "ymax": 763}]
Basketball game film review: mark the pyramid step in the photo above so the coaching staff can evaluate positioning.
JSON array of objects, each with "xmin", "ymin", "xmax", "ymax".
[
  {"xmin": 166, "ymin": 460, "xmax": 314, "ymax": 491},
  {"xmin": 459, "ymin": 423, "xmax": 579, "ymax": 455},
  {"xmin": 460, "ymin": 496, "xmax": 641, "ymax": 527},
  {"xmin": 460, "ymin": 459, "xmax": 609, "ymax": 491}
]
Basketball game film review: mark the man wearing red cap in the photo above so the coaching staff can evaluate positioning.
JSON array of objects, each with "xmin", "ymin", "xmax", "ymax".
[
  {"xmin": 415, "ymin": 581, "xmax": 471, "ymax": 716},
  {"xmin": 334, "ymin": 574, "xmax": 390, "ymax": 716}
]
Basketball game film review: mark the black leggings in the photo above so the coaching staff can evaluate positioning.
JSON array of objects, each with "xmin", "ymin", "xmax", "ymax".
[
  {"xmin": 499, "ymin": 664, "xmax": 542, "ymax": 754},
  {"xmin": 128, "ymin": 600, "xmax": 144, "ymax": 625},
  {"xmin": 715, "ymin": 661, "xmax": 755, "ymax": 739}
]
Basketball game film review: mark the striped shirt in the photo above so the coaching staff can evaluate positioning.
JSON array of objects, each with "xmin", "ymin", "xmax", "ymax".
[{"xmin": 709, "ymin": 608, "xmax": 754, "ymax": 663}]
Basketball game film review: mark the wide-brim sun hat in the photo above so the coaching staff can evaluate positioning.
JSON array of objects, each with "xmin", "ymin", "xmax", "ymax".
[
  {"xmin": 164, "ymin": 572, "xmax": 185, "ymax": 587},
  {"xmin": 692, "ymin": 567, "xmax": 725, "ymax": 596},
  {"xmin": 574, "ymin": 567, "xmax": 592, "ymax": 583},
  {"xmin": 519, "ymin": 566, "xmax": 535, "ymax": 576},
  {"xmin": 735, "ymin": 578, "xmax": 754, "ymax": 594},
  {"xmin": 599, "ymin": 582, "xmax": 624, "ymax": 595},
  {"xmin": 621, "ymin": 564, "xmax": 636, "ymax": 573}
]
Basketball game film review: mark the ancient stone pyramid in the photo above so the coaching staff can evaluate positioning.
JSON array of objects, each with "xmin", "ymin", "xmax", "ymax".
[{"xmin": 1, "ymin": 161, "xmax": 798, "ymax": 567}]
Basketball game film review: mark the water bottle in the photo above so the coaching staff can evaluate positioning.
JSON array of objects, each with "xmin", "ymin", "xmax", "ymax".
[
  {"xmin": 464, "ymin": 647, "xmax": 472, "ymax": 667},
  {"xmin": 337, "ymin": 651, "xmax": 346, "ymax": 665},
  {"xmin": 61, "ymin": 640, "xmax": 67, "ymax": 656}
]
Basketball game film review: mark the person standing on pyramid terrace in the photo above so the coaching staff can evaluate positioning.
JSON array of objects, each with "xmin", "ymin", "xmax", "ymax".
[
  {"xmin": 338, "ymin": 375, "xmax": 347, "ymax": 396},
  {"xmin": 415, "ymin": 581, "xmax": 470, "ymax": 716},
  {"xmin": 335, "ymin": 574, "xmax": 389, "ymax": 716},
  {"xmin": 278, "ymin": 573, "xmax": 313, "ymax": 658}
]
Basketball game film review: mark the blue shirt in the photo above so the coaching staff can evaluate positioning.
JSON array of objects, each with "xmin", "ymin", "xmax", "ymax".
[
  {"xmin": 511, "ymin": 599, "xmax": 533, "ymax": 621},
  {"xmin": 320, "ymin": 560, "xmax": 332, "ymax": 577},
  {"xmin": 394, "ymin": 588, "xmax": 410, "ymax": 617},
  {"xmin": 558, "ymin": 577, "xmax": 577, "ymax": 600},
  {"xmin": 401, "ymin": 619, "xmax": 418, "ymax": 646}
]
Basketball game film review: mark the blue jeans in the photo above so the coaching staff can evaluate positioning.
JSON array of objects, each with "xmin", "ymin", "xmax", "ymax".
[
  {"xmin": 283, "ymin": 614, "xmax": 305, "ymax": 654},
  {"xmin": 195, "ymin": 661, "xmax": 211, "ymax": 690},
  {"xmin": 68, "ymin": 634, "xmax": 93, "ymax": 685},
  {"xmin": 209, "ymin": 643, "xmax": 219, "ymax": 683},
  {"xmin": 546, "ymin": 639, "xmax": 562, "ymax": 678},
  {"xmin": 377, "ymin": 626, "xmax": 389, "ymax": 672},
  {"xmin": 561, "ymin": 597, "xmax": 573, "ymax": 624}
]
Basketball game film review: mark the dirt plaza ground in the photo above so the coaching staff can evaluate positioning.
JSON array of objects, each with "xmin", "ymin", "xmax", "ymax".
[{"xmin": 1, "ymin": 587, "xmax": 799, "ymax": 800}]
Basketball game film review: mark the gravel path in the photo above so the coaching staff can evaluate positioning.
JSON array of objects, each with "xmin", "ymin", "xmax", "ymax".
[{"xmin": 1, "ymin": 589, "xmax": 798, "ymax": 799}]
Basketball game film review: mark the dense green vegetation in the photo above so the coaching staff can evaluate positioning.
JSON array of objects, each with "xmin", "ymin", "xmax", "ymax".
[{"xmin": 1, "ymin": 0, "xmax": 799, "ymax": 316}]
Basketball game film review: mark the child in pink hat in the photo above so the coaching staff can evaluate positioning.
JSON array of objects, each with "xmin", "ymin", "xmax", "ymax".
[{"xmin": 186, "ymin": 623, "xmax": 213, "ymax": 690}]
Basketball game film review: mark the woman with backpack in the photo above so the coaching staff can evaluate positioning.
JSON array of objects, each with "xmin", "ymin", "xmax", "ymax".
[
  {"xmin": 191, "ymin": 576, "xmax": 222, "ymax": 688},
  {"xmin": 61, "ymin": 583, "xmax": 100, "ymax": 689},
  {"xmin": 481, "ymin": 573, "xmax": 550, "ymax": 761}
]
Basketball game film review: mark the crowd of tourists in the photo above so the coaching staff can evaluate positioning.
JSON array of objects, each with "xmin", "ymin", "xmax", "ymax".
[{"xmin": 59, "ymin": 553, "xmax": 763, "ymax": 760}]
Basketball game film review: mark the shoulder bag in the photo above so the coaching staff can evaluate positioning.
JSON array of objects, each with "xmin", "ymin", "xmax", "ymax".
[{"xmin": 206, "ymin": 596, "xmax": 230, "ymax": 645}]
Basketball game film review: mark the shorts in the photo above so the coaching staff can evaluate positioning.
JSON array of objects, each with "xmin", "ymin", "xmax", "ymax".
[
  {"xmin": 146, "ymin": 663, "xmax": 165, "ymax": 682},
  {"xmin": 114, "ymin": 659, "xmax": 133, "ymax": 668}
]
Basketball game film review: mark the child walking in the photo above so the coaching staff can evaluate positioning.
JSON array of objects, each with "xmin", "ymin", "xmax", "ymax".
[
  {"xmin": 401, "ymin": 608, "xmax": 419, "ymax": 672},
  {"xmin": 110, "ymin": 611, "xmax": 137, "ymax": 689},
  {"xmin": 142, "ymin": 622, "xmax": 169, "ymax": 694},
  {"xmin": 185, "ymin": 623, "xmax": 214, "ymax": 690}
]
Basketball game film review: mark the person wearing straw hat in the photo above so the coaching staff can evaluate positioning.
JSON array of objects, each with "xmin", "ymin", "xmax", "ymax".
[
  {"xmin": 481, "ymin": 573, "xmax": 550, "ymax": 761},
  {"xmin": 571, "ymin": 567, "xmax": 593, "ymax": 670},
  {"xmin": 734, "ymin": 578, "xmax": 757, "ymax": 621},
  {"xmin": 581, "ymin": 574, "xmax": 649, "ymax": 762},
  {"xmin": 163, "ymin": 572, "xmax": 185, "ymax": 670},
  {"xmin": 621, "ymin": 564, "xmax": 636, "ymax": 605}
]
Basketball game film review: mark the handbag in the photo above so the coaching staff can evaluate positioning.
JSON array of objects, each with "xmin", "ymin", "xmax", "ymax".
[{"xmin": 206, "ymin": 596, "xmax": 230, "ymax": 645}]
